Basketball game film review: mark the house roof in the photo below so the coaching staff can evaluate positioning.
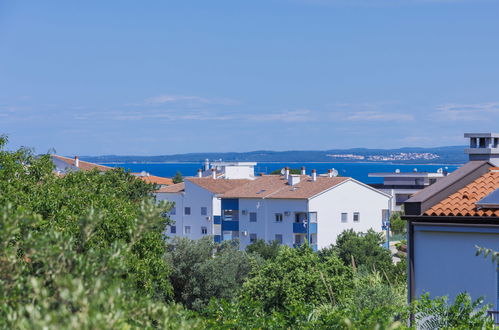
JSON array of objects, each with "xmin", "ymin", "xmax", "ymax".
[
  {"xmin": 51, "ymin": 155, "xmax": 114, "ymax": 172},
  {"xmin": 157, "ymin": 182, "xmax": 185, "ymax": 193},
  {"xmin": 132, "ymin": 173, "xmax": 174, "ymax": 185},
  {"xmin": 187, "ymin": 178, "xmax": 251, "ymax": 195},
  {"xmin": 222, "ymin": 175, "xmax": 349, "ymax": 199},
  {"xmin": 424, "ymin": 168, "xmax": 499, "ymax": 217},
  {"xmin": 404, "ymin": 160, "xmax": 494, "ymax": 215}
]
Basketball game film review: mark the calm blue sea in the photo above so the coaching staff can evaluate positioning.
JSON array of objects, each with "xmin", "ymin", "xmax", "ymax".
[{"xmin": 100, "ymin": 162, "xmax": 460, "ymax": 184}]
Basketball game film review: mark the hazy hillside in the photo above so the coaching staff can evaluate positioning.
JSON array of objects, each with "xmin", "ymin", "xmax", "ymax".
[{"xmin": 80, "ymin": 146, "xmax": 467, "ymax": 164}]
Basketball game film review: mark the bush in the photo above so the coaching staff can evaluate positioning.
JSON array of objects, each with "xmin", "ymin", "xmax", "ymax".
[{"xmin": 245, "ymin": 239, "xmax": 281, "ymax": 260}]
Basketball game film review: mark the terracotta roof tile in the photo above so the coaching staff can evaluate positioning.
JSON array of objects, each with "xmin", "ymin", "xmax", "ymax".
[
  {"xmin": 222, "ymin": 175, "xmax": 350, "ymax": 199},
  {"xmin": 52, "ymin": 155, "xmax": 113, "ymax": 172},
  {"xmin": 156, "ymin": 182, "xmax": 185, "ymax": 193},
  {"xmin": 187, "ymin": 178, "xmax": 251, "ymax": 195},
  {"xmin": 133, "ymin": 174, "xmax": 174, "ymax": 185},
  {"xmin": 424, "ymin": 169, "xmax": 499, "ymax": 217}
]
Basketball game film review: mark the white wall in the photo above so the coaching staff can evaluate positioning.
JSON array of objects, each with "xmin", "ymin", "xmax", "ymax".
[
  {"xmin": 413, "ymin": 226, "xmax": 499, "ymax": 309},
  {"xmin": 223, "ymin": 165, "xmax": 254, "ymax": 179},
  {"xmin": 309, "ymin": 180, "xmax": 390, "ymax": 249},
  {"xmin": 156, "ymin": 181, "xmax": 217, "ymax": 240},
  {"xmin": 237, "ymin": 198, "xmax": 308, "ymax": 249}
]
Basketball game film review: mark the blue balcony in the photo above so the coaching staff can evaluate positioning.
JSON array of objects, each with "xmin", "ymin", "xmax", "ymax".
[
  {"xmin": 293, "ymin": 222, "xmax": 307, "ymax": 233},
  {"xmin": 222, "ymin": 221, "xmax": 239, "ymax": 231},
  {"xmin": 214, "ymin": 235, "xmax": 221, "ymax": 243},
  {"xmin": 214, "ymin": 216, "xmax": 221, "ymax": 224},
  {"xmin": 221, "ymin": 198, "xmax": 239, "ymax": 210}
]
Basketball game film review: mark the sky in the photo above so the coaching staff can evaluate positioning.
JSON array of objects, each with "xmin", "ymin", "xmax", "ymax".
[{"xmin": 1, "ymin": 0, "xmax": 499, "ymax": 155}]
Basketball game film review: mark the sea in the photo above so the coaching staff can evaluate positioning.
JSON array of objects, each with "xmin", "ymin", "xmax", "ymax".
[{"xmin": 100, "ymin": 162, "xmax": 461, "ymax": 184}]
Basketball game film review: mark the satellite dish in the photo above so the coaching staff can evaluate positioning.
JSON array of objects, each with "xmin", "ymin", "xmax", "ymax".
[
  {"xmin": 395, "ymin": 169, "xmax": 400, "ymax": 174},
  {"xmin": 331, "ymin": 168, "xmax": 339, "ymax": 177},
  {"xmin": 280, "ymin": 168, "xmax": 286, "ymax": 175}
]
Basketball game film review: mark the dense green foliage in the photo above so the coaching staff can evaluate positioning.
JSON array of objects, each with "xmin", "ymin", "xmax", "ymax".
[
  {"xmin": 166, "ymin": 237, "xmax": 256, "ymax": 310},
  {"xmin": 390, "ymin": 211, "xmax": 406, "ymax": 235},
  {"xmin": 245, "ymin": 239, "xmax": 281, "ymax": 260},
  {"xmin": 270, "ymin": 168, "xmax": 302, "ymax": 175}
]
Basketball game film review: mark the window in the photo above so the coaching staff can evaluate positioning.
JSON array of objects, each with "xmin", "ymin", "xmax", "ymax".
[
  {"xmin": 184, "ymin": 226, "xmax": 191, "ymax": 234},
  {"xmin": 184, "ymin": 207, "xmax": 191, "ymax": 215},
  {"xmin": 309, "ymin": 212, "xmax": 317, "ymax": 223},
  {"xmin": 275, "ymin": 213, "xmax": 283, "ymax": 222},
  {"xmin": 249, "ymin": 212, "xmax": 257, "ymax": 222},
  {"xmin": 223, "ymin": 209, "xmax": 239, "ymax": 221},
  {"xmin": 250, "ymin": 233, "xmax": 257, "ymax": 243},
  {"xmin": 201, "ymin": 226, "xmax": 208, "ymax": 235},
  {"xmin": 170, "ymin": 225, "xmax": 176, "ymax": 234},
  {"xmin": 353, "ymin": 212, "xmax": 360, "ymax": 222},
  {"xmin": 275, "ymin": 234, "xmax": 283, "ymax": 244},
  {"xmin": 170, "ymin": 207, "xmax": 176, "ymax": 215},
  {"xmin": 341, "ymin": 213, "xmax": 348, "ymax": 223},
  {"xmin": 201, "ymin": 207, "xmax": 207, "ymax": 216}
]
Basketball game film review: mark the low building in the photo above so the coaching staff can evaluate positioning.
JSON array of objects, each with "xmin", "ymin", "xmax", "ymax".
[
  {"xmin": 404, "ymin": 133, "xmax": 499, "ymax": 314},
  {"xmin": 159, "ymin": 163, "xmax": 391, "ymax": 250},
  {"xmin": 51, "ymin": 155, "xmax": 173, "ymax": 186},
  {"xmin": 368, "ymin": 169, "xmax": 447, "ymax": 211}
]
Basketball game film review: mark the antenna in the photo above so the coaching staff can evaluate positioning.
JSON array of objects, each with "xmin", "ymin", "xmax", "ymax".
[
  {"xmin": 331, "ymin": 168, "xmax": 339, "ymax": 177},
  {"xmin": 280, "ymin": 168, "xmax": 286, "ymax": 175}
]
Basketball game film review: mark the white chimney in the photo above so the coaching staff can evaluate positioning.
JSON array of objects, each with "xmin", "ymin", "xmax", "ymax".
[
  {"xmin": 197, "ymin": 169, "xmax": 203, "ymax": 178},
  {"xmin": 211, "ymin": 168, "xmax": 216, "ymax": 179},
  {"xmin": 288, "ymin": 174, "xmax": 300, "ymax": 186},
  {"xmin": 301, "ymin": 166, "xmax": 306, "ymax": 175},
  {"xmin": 311, "ymin": 169, "xmax": 317, "ymax": 182},
  {"xmin": 328, "ymin": 169, "xmax": 333, "ymax": 178},
  {"xmin": 204, "ymin": 159, "xmax": 210, "ymax": 171},
  {"xmin": 74, "ymin": 156, "xmax": 79, "ymax": 168},
  {"xmin": 285, "ymin": 167, "xmax": 290, "ymax": 180}
]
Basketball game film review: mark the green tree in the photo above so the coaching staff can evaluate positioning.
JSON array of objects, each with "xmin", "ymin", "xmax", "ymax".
[
  {"xmin": 166, "ymin": 237, "xmax": 257, "ymax": 310},
  {"xmin": 324, "ymin": 229, "xmax": 395, "ymax": 279},
  {"xmin": 240, "ymin": 244, "xmax": 354, "ymax": 313},
  {"xmin": 173, "ymin": 170, "xmax": 184, "ymax": 184},
  {"xmin": 390, "ymin": 211, "xmax": 406, "ymax": 235},
  {"xmin": 0, "ymin": 135, "xmax": 173, "ymax": 301},
  {"xmin": 270, "ymin": 168, "xmax": 302, "ymax": 175},
  {"xmin": 245, "ymin": 239, "xmax": 281, "ymax": 260}
]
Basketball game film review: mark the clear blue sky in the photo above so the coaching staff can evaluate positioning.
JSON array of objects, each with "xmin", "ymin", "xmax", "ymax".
[{"xmin": 1, "ymin": 0, "xmax": 498, "ymax": 155}]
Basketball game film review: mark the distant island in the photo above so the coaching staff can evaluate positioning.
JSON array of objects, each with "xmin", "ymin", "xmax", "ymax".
[{"xmin": 79, "ymin": 145, "xmax": 467, "ymax": 165}]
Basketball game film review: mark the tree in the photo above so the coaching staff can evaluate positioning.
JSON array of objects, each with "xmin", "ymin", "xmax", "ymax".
[
  {"xmin": 245, "ymin": 239, "xmax": 281, "ymax": 260},
  {"xmin": 240, "ymin": 244, "xmax": 354, "ymax": 313},
  {"xmin": 173, "ymin": 171, "xmax": 184, "ymax": 184},
  {"xmin": 270, "ymin": 168, "xmax": 302, "ymax": 175},
  {"xmin": 0, "ymin": 136, "xmax": 173, "ymax": 302},
  {"xmin": 390, "ymin": 211, "xmax": 406, "ymax": 236},
  {"xmin": 323, "ymin": 229, "xmax": 396, "ymax": 280},
  {"xmin": 166, "ymin": 237, "xmax": 257, "ymax": 310}
]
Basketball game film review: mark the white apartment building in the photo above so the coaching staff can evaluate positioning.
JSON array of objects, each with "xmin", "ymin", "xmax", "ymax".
[{"xmin": 157, "ymin": 163, "xmax": 391, "ymax": 250}]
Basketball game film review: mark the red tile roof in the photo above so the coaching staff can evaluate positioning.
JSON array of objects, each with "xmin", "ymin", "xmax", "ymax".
[
  {"xmin": 157, "ymin": 182, "xmax": 185, "ymax": 193},
  {"xmin": 52, "ymin": 155, "xmax": 113, "ymax": 172},
  {"xmin": 222, "ymin": 175, "xmax": 349, "ymax": 199},
  {"xmin": 186, "ymin": 178, "xmax": 251, "ymax": 195},
  {"xmin": 424, "ymin": 169, "xmax": 499, "ymax": 217}
]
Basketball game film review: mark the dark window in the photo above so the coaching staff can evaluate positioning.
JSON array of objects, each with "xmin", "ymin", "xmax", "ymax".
[
  {"xmin": 201, "ymin": 227, "xmax": 207, "ymax": 235},
  {"xmin": 275, "ymin": 234, "xmax": 283, "ymax": 244},
  {"xmin": 201, "ymin": 207, "xmax": 207, "ymax": 215},
  {"xmin": 353, "ymin": 212, "xmax": 360, "ymax": 222},
  {"xmin": 341, "ymin": 213, "xmax": 348, "ymax": 223},
  {"xmin": 170, "ymin": 225, "xmax": 176, "ymax": 234},
  {"xmin": 184, "ymin": 207, "xmax": 191, "ymax": 215},
  {"xmin": 275, "ymin": 213, "xmax": 283, "ymax": 222},
  {"xmin": 249, "ymin": 212, "xmax": 257, "ymax": 222},
  {"xmin": 250, "ymin": 233, "xmax": 257, "ymax": 243}
]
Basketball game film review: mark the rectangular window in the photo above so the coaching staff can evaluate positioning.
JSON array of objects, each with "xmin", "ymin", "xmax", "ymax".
[
  {"xmin": 201, "ymin": 226, "xmax": 208, "ymax": 235},
  {"xmin": 170, "ymin": 207, "xmax": 176, "ymax": 215},
  {"xmin": 353, "ymin": 212, "xmax": 360, "ymax": 222},
  {"xmin": 201, "ymin": 207, "xmax": 207, "ymax": 216},
  {"xmin": 341, "ymin": 213, "xmax": 348, "ymax": 223},
  {"xmin": 249, "ymin": 212, "xmax": 257, "ymax": 222},
  {"xmin": 250, "ymin": 233, "xmax": 257, "ymax": 243},
  {"xmin": 170, "ymin": 225, "xmax": 176, "ymax": 234},
  {"xmin": 275, "ymin": 234, "xmax": 283, "ymax": 244},
  {"xmin": 309, "ymin": 212, "xmax": 317, "ymax": 223},
  {"xmin": 184, "ymin": 226, "xmax": 191, "ymax": 234},
  {"xmin": 275, "ymin": 213, "xmax": 283, "ymax": 222},
  {"xmin": 223, "ymin": 209, "xmax": 239, "ymax": 221},
  {"xmin": 184, "ymin": 207, "xmax": 191, "ymax": 215}
]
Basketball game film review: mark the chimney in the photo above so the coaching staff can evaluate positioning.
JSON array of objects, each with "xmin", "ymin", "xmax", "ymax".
[
  {"xmin": 211, "ymin": 168, "xmax": 216, "ymax": 179},
  {"xmin": 288, "ymin": 174, "xmax": 300, "ymax": 186},
  {"xmin": 204, "ymin": 159, "xmax": 210, "ymax": 171},
  {"xmin": 311, "ymin": 169, "xmax": 317, "ymax": 182},
  {"xmin": 74, "ymin": 156, "xmax": 79, "ymax": 168},
  {"xmin": 328, "ymin": 169, "xmax": 333, "ymax": 178},
  {"xmin": 301, "ymin": 166, "xmax": 306, "ymax": 175},
  {"xmin": 464, "ymin": 133, "xmax": 499, "ymax": 166},
  {"xmin": 197, "ymin": 169, "xmax": 202, "ymax": 178},
  {"xmin": 285, "ymin": 167, "xmax": 290, "ymax": 180}
]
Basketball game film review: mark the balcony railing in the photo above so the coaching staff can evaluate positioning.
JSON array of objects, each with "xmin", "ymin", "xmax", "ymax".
[{"xmin": 488, "ymin": 310, "xmax": 499, "ymax": 325}]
